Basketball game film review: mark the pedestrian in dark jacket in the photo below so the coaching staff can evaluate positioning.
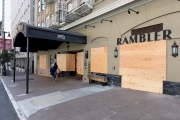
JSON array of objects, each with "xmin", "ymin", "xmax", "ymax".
[
  {"xmin": 50, "ymin": 66, "xmax": 56, "ymax": 81},
  {"xmin": 53, "ymin": 62, "xmax": 58, "ymax": 80}
]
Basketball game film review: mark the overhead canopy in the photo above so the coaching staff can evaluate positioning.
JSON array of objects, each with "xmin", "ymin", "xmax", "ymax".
[{"xmin": 14, "ymin": 22, "xmax": 87, "ymax": 52}]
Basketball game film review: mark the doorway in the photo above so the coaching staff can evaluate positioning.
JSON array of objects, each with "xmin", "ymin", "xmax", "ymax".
[{"xmin": 57, "ymin": 50, "xmax": 84, "ymax": 78}]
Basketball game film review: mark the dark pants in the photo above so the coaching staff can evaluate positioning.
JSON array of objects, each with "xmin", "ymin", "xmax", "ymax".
[{"xmin": 51, "ymin": 73, "xmax": 56, "ymax": 79}]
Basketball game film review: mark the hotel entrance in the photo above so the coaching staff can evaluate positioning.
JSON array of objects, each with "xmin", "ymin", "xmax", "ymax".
[{"xmin": 56, "ymin": 50, "xmax": 84, "ymax": 78}]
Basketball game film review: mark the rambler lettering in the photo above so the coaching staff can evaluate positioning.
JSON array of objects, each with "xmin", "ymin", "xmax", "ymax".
[
  {"xmin": 117, "ymin": 30, "xmax": 172, "ymax": 45},
  {"xmin": 57, "ymin": 34, "xmax": 65, "ymax": 40}
]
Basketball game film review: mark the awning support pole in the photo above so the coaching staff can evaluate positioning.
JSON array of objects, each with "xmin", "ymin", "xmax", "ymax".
[
  {"xmin": 13, "ymin": 46, "xmax": 16, "ymax": 83},
  {"xmin": 26, "ymin": 37, "xmax": 29, "ymax": 94}
]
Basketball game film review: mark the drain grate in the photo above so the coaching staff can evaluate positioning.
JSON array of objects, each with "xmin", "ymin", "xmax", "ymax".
[{"xmin": 15, "ymin": 78, "xmax": 34, "ymax": 82}]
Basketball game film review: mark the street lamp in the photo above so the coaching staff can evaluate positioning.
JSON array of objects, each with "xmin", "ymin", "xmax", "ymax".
[{"xmin": 1, "ymin": 31, "xmax": 11, "ymax": 76}]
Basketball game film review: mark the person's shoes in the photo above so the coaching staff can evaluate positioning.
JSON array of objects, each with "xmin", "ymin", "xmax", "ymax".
[{"xmin": 54, "ymin": 78, "xmax": 56, "ymax": 82}]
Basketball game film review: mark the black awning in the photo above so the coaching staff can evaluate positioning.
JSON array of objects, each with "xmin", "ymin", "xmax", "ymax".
[{"xmin": 14, "ymin": 22, "xmax": 87, "ymax": 52}]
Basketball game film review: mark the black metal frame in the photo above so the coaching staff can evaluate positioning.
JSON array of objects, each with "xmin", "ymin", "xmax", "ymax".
[
  {"xmin": 101, "ymin": 19, "xmax": 112, "ymax": 23},
  {"xmin": 128, "ymin": 8, "xmax": 139, "ymax": 14},
  {"xmin": 85, "ymin": 25, "xmax": 95, "ymax": 29}
]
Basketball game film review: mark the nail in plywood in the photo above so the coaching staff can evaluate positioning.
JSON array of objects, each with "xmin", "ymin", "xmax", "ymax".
[
  {"xmin": 39, "ymin": 55, "xmax": 46, "ymax": 69},
  {"xmin": 91, "ymin": 47, "xmax": 107, "ymax": 73},
  {"xmin": 76, "ymin": 52, "xmax": 83, "ymax": 75},
  {"xmin": 57, "ymin": 54, "xmax": 75, "ymax": 71},
  {"xmin": 119, "ymin": 40, "xmax": 166, "ymax": 93}
]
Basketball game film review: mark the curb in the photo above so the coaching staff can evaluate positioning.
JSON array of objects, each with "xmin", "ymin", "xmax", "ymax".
[{"xmin": 1, "ymin": 77, "xmax": 27, "ymax": 120}]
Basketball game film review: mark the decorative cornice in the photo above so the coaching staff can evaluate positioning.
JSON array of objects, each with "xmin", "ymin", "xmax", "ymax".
[{"xmin": 60, "ymin": 0, "xmax": 154, "ymax": 31}]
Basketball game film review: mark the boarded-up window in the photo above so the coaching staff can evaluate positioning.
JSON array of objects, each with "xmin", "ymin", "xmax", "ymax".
[
  {"xmin": 119, "ymin": 40, "xmax": 166, "ymax": 93},
  {"xmin": 39, "ymin": 55, "xmax": 46, "ymax": 69},
  {"xmin": 57, "ymin": 54, "xmax": 75, "ymax": 71},
  {"xmin": 91, "ymin": 47, "xmax": 107, "ymax": 73},
  {"xmin": 76, "ymin": 52, "xmax": 83, "ymax": 75}
]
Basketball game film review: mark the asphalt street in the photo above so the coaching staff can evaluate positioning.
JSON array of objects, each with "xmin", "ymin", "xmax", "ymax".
[{"xmin": 0, "ymin": 79, "xmax": 19, "ymax": 120}]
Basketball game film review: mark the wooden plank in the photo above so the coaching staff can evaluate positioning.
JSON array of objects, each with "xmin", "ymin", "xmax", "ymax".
[
  {"xmin": 57, "ymin": 54, "xmax": 66, "ymax": 71},
  {"xmin": 39, "ymin": 55, "xmax": 46, "ymax": 69},
  {"xmin": 66, "ymin": 54, "xmax": 75, "ymax": 71},
  {"xmin": 76, "ymin": 52, "xmax": 83, "ymax": 75},
  {"xmin": 88, "ymin": 74, "xmax": 107, "ymax": 83},
  {"xmin": 119, "ymin": 40, "xmax": 166, "ymax": 93},
  {"xmin": 91, "ymin": 47, "xmax": 108, "ymax": 73}
]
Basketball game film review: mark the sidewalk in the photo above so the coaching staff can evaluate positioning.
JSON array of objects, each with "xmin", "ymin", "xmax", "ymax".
[{"xmin": 1, "ymin": 72, "xmax": 180, "ymax": 120}]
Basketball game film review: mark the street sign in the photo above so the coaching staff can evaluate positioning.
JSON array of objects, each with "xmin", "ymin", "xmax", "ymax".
[{"xmin": 0, "ymin": 38, "xmax": 12, "ymax": 50}]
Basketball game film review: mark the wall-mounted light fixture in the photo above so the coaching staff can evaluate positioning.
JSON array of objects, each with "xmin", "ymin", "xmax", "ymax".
[
  {"xmin": 172, "ymin": 41, "xmax": 178, "ymax": 57},
  {"xmin": 85, "ymin": 25, "xmax": 95, "ymax": 29},
  {"xmin": 101, "ymin": 19, "xmax": 112, "ymax": 23},
  {"xmin": 85, "ymin": 50, "xmax": 88, "ymax": 59},
  {"xmin": 128, "ymin": 8, "xmax": 139, "ymax": 14},
  {"xmin": 114, "ymin": 47, "xmax": 118, "ymax": 58}
]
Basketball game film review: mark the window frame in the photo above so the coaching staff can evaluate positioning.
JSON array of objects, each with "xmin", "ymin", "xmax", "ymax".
[{"xmin": 41, "ymin": 0, "xmax": 45, "ymax": 11}]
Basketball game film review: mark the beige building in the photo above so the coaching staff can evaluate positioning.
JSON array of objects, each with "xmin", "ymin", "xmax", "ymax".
[{"xmin": 34, "ymin": 0, "xmax": 180, "ymax": 95}]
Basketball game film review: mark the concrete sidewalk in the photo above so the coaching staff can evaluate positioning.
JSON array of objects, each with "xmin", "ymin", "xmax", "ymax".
[{"xmin": 1, "ymin": 72, "xmax": 180, "ymax": 120}]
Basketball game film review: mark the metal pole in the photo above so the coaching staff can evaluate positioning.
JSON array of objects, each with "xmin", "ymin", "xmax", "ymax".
[
  {"xmin": 26, "ymin": 37, "xmax": 29, "ymax": 94},
  {"xmin": 3, "ymin": 31, "xmax": 6, "ymax": 76},
  {"xmin": 13, "ymin": 46, "xmax": 16, "ymax": 83}
]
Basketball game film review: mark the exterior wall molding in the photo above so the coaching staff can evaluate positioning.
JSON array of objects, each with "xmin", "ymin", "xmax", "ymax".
[{"xmin": 60, "ymin": 0, "xmax": 154, "ymax": 31}]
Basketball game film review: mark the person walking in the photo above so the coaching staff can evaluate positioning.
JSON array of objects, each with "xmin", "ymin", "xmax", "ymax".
[
  {"xmin": 50, "ymin": 65, "xmax": 56, "ymax": 82},
  {"xmin": 53, "ymin": 62, "xmax": 58, "ymax": 81}
]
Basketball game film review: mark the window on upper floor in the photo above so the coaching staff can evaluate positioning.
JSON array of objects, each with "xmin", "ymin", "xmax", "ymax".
[
  {"xmin": 33, "ymin": 0, "xmax": 35, "ymax": 5},
  {"xmin": 33, "ymin": 7, "xmax": 35, "ymax": 22},
  {"xmin": 41, "ymin": 0, "xmax": 45, "ymax": 11},
  {"xmin": 38, "ymin": 1, "xmax": 41, "ymax": 12},
  {"xmin": 95, "ymin": 0, "xmax": 99, "ymax": 3},
  {"xmin": 68, "ymin": 3, "xmax": 73, "ymax": 12}
]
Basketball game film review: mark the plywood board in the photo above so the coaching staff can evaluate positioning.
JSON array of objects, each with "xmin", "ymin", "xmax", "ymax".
[
  {"xmin": 66, "ymin": 54, "xmax": 75, "ymax": 71},
  {"xmin": 76, "ymin": 52, "xmax": 83, "ymax": 75},
  {"xmin": 57, "ymin": 54, "xmax": 66, "ymax": 71},
  {"xmin": 119, "ymin": 40, "xmax": 166, "ymax": 93},
  {"xmin": 91, "ymin": 47, "xmax": 107, "ymax": 73},
  {"xmin": 39, "ymin": 55, "xmax": 46, "ymax": 69}
]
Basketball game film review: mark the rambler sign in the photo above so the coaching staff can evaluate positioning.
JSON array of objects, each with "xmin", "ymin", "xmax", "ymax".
[{"xmin": 117, "ymin": 30, "xmax": 172, "ymax": 45}]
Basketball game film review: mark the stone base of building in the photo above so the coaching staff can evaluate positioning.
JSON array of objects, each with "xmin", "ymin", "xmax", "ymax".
[
  {"xmin": 163, "ymin": 81, "xmax": 180, "ymax": 95},
  {"xmin": 91, "ymin": 72, "xmax": 121, "ymax": 87},
  {"xmin": 58, "ymin": 71, "xmax": 76, "ymax": 77}
]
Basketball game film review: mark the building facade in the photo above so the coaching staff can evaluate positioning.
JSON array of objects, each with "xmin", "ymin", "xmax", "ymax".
[
  {"xmin": 1, "ymin": 0, "xmax": 11, "ymax": 36},
  {"xmin": 11, "ymin": 0, "xmax": 35, "ymax": 73},
  {"xmin": 35, "ymin": 0, "xmax": 180, "ymax": 95}
]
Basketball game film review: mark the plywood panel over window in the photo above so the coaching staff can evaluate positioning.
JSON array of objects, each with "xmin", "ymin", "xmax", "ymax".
[
  {"xmin": 57, "ymin": 54, "xmax": 75, "ymax": 71},
  {"xmin": 119, "ymin": 40, "xmax": 166, "ymax": 93},
  {"xmin": 91, "ymin": 47, "xmax": 107, "ymax": 73},
  {"xmin": 76, "ymin": 52, "xmax": 83, "ymax": 75},
  {"xmin": 66, "ymin": 54, "xmax": 75, "ymax": 71},
  {"xmin": 57, "ymin": 54, "xmax": 66, "ymax": 71},
  {"xmin": 39, "ymin": 55, "xmax": 46, "ymax": 69}
]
